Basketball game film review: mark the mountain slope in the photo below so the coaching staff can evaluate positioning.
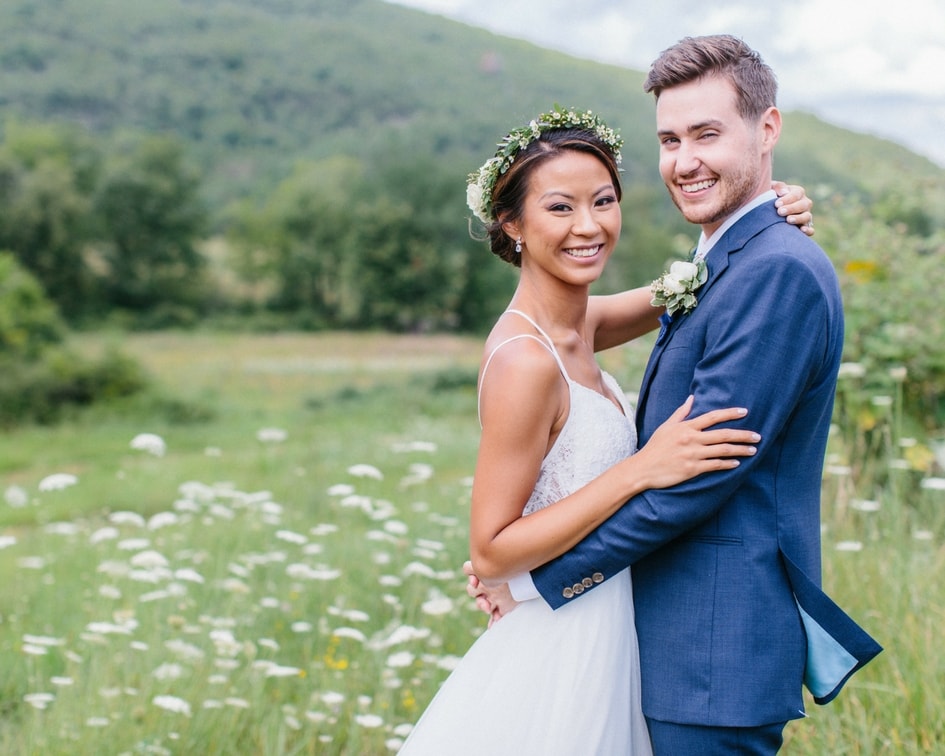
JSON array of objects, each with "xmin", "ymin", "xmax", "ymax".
[{"xmin": 1, "ymin": 0, "xmax": 941, "ymax": 210}]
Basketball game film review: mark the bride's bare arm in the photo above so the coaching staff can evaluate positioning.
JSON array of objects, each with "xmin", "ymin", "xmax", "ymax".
[{"xmin": 471, "ymin": 348, "xmax": 760, "ymax": 584}]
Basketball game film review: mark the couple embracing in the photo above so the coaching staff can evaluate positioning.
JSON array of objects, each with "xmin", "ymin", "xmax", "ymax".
[{"xmin": 400, "ymin": 35, "xmax": 880, "ymax": 755}]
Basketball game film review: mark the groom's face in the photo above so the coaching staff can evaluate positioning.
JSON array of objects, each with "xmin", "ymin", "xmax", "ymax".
[{"xmin": 655, "ymin": 73, "xmax": 774, "ymax": 237}]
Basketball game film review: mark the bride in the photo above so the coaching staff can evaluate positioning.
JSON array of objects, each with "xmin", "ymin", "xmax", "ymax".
[{"xmin": 398, "ymin": 107, "xmax": 812, "ymax": 755}]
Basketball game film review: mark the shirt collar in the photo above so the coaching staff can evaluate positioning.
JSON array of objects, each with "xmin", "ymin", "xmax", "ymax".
[{"xmin": 694, "ymin": 190, "xmax": 777, "ymax": 262}]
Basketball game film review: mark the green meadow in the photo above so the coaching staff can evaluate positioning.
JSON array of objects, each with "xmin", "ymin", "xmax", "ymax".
[{"xmin": 1, "ymin": 331, "xmax": 942, "ymax": 754}]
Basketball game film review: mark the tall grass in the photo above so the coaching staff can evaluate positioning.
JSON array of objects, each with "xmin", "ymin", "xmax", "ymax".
[{"xmin": 0, "ymin": 332, "xmax": 941, "ymax": 754}]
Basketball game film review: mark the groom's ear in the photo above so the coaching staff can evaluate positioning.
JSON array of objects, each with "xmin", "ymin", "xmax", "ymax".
[{"xmin": 760, "ymin": 106, "xmax": 781, "ymax": 153}]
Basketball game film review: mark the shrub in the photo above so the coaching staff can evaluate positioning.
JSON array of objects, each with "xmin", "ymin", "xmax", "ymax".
[{"xmin": 0, "ymin": 252, "xmax": 65, "ymax": 358}]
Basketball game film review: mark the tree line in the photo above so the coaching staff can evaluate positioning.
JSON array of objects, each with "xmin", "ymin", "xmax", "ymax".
[{"xmin": 0, "ymin": 120, "xmax": 685, "ymax": 335}]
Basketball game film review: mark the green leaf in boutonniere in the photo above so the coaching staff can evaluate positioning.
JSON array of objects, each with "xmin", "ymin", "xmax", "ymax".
[{"xmin": 650, "ymin": 259, "xmax": 708, "ymax": 317}]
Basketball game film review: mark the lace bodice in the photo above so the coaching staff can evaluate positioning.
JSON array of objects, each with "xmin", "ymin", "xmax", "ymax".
[{"xmin": 479, "ymin": 310, "xmax": 639, "ymax": 517}]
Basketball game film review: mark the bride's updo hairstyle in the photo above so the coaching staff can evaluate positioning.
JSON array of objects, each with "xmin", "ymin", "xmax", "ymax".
[{"xmin": 466, "ymin": 108, "xmax": 624, "ymax": 268}]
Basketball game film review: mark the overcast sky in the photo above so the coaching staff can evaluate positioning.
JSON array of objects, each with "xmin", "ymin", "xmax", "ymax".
[{"xmin": 385, "ymin": 0, "xmax": 945, "ymax": 167}]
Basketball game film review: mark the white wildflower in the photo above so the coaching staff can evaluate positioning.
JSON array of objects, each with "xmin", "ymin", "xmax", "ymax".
[
  {"xmin": 165, "ymin": 639, "xmax": 205, "ymax": 661},
  {"xmin": 4, "ymin": 485, "xmax": 28, "ymax": 507},
  {"xmin": 152, "ymin": 663, "xmax": 185, "ymax": 681},
  {"xmin": 130, "ymin": 550, "xmax": 169, "ymax": 568},
  {"xmin": 257, "ymin": 427, "xmax": 288, "ymax": 443},
  {"xmin": 392, "ymin": 441, "xmax": 437, "ymax": 453},
  {"xmin": 38, "ymin": 473, "xmax": 78, "ymax": 492},
  {"xmin": 153, "ymin": 695, "xmax": 192, "ymax": 716},
  {"xmin": 436, "ymin": 655, "xmax": 462, "ymax": 671},
  {"xmin": 326, "ymin": 484, "xmax": 354, "ymax": 496},
  {"xmin": 384, "ymin": 520, "xmax": 409, "ymax": 536},
  {"xmin": 265, "ymin": 664, "xmax": 302, "ymax": 678},
  {"xmin": 117, "ymin": 537, "xmax": 151, "ymax": 551},
  {"xmin": 332, "ymin": 627, "xmax": 367, "ymax": 643},
  {"xmin": 285, "ymin": 563, "xmax": 340, "ymax": 581},
  {"xmin": 386, "ymin": 651, "xmax": 415, "ymax": 668},
  {"xmin": 402, "ymin": 561, "xmax": 436, "ymax": 578},
  {"xmin": 421, "ymin": 596, "xmax": 454, "ymax": 616},
  {"xmin": 837, "ymin": 362, "xmax": 866, "ymax": 379},
  {"xmin": 24, "ymin": 693, "xmax": 55, "ymax": 710},
  {"xmin": 275, "ymin": 529, "xmax": 307, "ymax": 545},
  {"xmin": 130, "ymin": 433, "xmax": 166, "ymax": 457},
  {"xmin": 44, "ymin": 522, "xmax": 80, "ymax": 536},
  {"xmin": 355, "ymin": 714, "xmax": 384, "ymax": 728},
  {"xmin": 174, "ymin": 568, "xmax": 205, "ymax": 584},
  {"xmin": 90, "ymin": 527, "xmax": 119, "ymax": 544},
  {"xmin": 148, "ymin": 511, "xmax": 180, "ymax": 530},
  {"xmin": 835, "ymin": 541, "xmax": 863, "ymax": 552},
  {"xmin": 348, "ymin": 464, "xmax": 383, "ymax": 480},
  {"xmin": 378, "ymin": 625, "xmax": 431, "ymax": 647}
]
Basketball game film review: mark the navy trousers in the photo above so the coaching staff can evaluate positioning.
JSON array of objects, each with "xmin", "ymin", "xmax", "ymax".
[{"xmin": 646, "ymin": 718, "xmax": 787, "ymax": 755}]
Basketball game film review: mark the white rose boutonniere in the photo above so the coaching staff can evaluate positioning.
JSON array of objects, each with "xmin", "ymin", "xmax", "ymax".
[{"xmin": 650, "ymin": 259, "xmax": 708, "ymax": 316}]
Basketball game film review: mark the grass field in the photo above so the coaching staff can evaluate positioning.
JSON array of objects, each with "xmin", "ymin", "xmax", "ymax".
[{"xmin": 0, "ymin": 331, "xmax": 941, "ymax": 754}]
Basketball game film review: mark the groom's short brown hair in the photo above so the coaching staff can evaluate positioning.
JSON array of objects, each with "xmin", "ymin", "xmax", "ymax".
[{"xmin": 643, "ymin": 35, "xmax": 778, "ymax": 122}]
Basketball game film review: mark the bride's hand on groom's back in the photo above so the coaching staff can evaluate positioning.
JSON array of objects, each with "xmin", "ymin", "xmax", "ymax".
[{"xmin": 464, "ymin": 560, "xmax": 518, "ymax": 626}]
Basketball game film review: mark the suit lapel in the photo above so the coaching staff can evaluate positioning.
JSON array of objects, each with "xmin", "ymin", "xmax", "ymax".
[{"xmin": 636, "ymin": 201, "xmax": 783, "ymax": 430}]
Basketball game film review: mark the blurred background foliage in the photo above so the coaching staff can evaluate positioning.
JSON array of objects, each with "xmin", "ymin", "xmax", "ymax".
[{"xmin": 0, "ymin": 0, "xmax": 943, "ymax": 426}]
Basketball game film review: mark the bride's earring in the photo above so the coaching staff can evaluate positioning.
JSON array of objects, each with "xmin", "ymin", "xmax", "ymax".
[{"xmin": 515, "ymin": 238, "xmax": 522, "ymax": 255}]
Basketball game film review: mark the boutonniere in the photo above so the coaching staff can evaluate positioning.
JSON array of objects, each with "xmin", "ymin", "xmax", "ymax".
[{"xmin": 650, "ymin": 260, "xmax": 708, "ymax": 317}]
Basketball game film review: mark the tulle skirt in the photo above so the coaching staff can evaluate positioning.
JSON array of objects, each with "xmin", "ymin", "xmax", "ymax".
[{"xmin": 399, "ymin": 569, "xmax": 652, "ymax": 755}]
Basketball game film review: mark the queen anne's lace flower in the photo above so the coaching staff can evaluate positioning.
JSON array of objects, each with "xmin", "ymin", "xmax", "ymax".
[{"xmin": 467, "ymin": 106, "xmax": 623, "ymax": 224}]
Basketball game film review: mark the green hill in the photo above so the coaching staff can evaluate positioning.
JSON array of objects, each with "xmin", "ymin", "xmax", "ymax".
[{"xmin": 2, "ymin": 0, "xmax": 942, "ymax": 211}]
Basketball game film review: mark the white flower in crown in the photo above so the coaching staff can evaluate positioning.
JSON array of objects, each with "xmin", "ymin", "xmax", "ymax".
[{"xmin": 650, "ymin": 259, "xmax": 708, "ymax": 317}]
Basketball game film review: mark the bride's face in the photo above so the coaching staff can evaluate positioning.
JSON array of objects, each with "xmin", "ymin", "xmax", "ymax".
[{"xmin": 505, "ymin": 150, "xmax": 621, "ymax": 287}]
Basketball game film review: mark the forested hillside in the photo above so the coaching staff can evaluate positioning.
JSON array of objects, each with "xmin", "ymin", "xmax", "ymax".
[
  {"xmin": 3, "ymin": 0, "xmax": 941, "ymax": 208},
  {"xmin": 1, "ymin": 0, "xmax": 943, "ymax": 345}
]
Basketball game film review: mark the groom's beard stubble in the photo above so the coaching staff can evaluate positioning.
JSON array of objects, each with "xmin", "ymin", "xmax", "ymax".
[{"xmin": 669, "ymin": 160, "xmax": 763, "ymax": 228}]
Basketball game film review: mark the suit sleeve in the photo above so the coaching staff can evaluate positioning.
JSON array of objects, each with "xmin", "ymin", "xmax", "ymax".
[{"xmin": 533, "ymin": 231, "xmax": 839, "ymax": 608}]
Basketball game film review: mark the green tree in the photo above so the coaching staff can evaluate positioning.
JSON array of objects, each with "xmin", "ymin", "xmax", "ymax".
[
  {"xmin": 230, "ymin": 149, "xmax": 489, "ymax": 330},
  {"xmin": 0, "ymin": 252, "xmax": 65, "ymax": 358},
  {"xmin": 0, "ymin": 123, "xmax": 99, "ymax": 318},
  {"xmin": 94, "ymin": 136, "xmax": 208, "ymax": 318},
  {"xmin": 229, "ymin": 155, "xmax": 363, "ymax": 324}
]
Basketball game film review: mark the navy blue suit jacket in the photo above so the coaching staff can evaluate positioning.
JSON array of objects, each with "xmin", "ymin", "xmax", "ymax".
[{"xmin": 532, "ymin": 201, "xmax": 881, "ymax": 726}]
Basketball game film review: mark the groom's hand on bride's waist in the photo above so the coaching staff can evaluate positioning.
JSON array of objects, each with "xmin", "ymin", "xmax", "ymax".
[{"xmin": 464, "ymin": 560, "xmax": 519, "ymax": 627}]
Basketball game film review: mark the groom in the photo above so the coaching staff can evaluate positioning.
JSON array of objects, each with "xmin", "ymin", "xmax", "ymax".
[{"xmin": 470, "ymin": 35, "xmax": 881, "ymax": 753}]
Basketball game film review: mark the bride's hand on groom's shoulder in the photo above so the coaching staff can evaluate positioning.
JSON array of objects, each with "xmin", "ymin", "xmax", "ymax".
[{"xmin": 464, "ymin": 560, "xmax": 518, "ymax": 627}]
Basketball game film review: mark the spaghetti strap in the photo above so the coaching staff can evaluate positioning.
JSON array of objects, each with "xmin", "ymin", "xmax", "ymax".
[
  {"xmin": 504, "ymin": 310, "xmax": 570, "ymax": 379},
  {"xmin": 477, "ymin": 311, "xmax": 570, "ymax": 428}
]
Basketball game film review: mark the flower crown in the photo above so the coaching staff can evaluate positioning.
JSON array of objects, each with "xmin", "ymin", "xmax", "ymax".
[{"xmin": 466, "ymin": 106, "xmax": 624, "ymax": 224}]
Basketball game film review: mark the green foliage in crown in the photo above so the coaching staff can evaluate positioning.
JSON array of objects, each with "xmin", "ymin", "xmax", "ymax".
[{"xmin": 466, "ymin": 106, "xmax": 623, "ymax": 224}]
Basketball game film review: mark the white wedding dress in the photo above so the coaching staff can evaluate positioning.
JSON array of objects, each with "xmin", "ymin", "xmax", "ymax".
[{"xmin": 399, "ymin": 311, "xmax": 652, "ymax": 756}]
